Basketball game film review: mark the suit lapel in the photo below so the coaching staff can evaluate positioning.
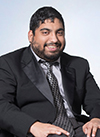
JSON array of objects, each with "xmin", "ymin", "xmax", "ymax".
[
  {"xmin": 61, "ymin": 53, "xmax": 76, "ymax": 106},
  {"xmin": 21, "ymin": 46, "xmax": 54, "ymax": 105}
]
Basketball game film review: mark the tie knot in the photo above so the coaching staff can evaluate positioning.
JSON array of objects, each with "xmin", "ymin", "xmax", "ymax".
[
  {"xmin": 39, "ymin": 60, "xmax": 59, "ymax": 69},
  {"xmin": 44, "ymin": 61, "xmax": 50, "ymax": 68},
  {"xmin": 38, "ymin": 60, "xmax": 51, "ymax": 69},
  {"xmin": 42, "ymin": 62, "xmax": 51, "ymax": 70}
]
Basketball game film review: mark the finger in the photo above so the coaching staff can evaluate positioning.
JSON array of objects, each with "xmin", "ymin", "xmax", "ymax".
[
  {"xmin": 60, "ymin": 129, "xmax": 70, "ymax": 136},
  {"xmin": 92, "ymin": 127, "xmax": 97, "ymax": 137},
  {"xmin": 82, "ymin": 123, "xmax": 88, "ymax": 134},
  {"xmin": 49, "ymin": 127, "xmax": 70, "ymax": 137},
  {"xmin": 84, "ymin": 128, "xmax": 88, "ymax": 135},
  {"xmin": 86, "ymin": 126, "xmax": 92, "ymax": 137}
]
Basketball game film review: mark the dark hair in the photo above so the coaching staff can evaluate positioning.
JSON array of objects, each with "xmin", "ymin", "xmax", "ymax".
[{"xmin": 30, "ymin": 6, "xmax": 65, "ymax": 35}]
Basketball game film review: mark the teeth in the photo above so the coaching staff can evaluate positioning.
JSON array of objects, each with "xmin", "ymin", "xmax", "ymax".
[{"xmin": 48, "ymin": 46, "xmax": 56, "ymax": 48}]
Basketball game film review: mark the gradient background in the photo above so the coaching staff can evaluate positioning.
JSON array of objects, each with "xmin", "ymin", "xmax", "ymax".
[{"xmin": 0, "ymin": 1, "xmax": 100, "ymax": 88}]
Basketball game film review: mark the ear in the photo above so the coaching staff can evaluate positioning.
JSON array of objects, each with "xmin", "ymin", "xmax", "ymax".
[{"xmin": 28, "ymin": 30, "xmax": 34, "ymax": 43}]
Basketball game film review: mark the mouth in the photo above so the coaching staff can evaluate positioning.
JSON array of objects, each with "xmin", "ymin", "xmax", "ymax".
[{"xmin": 45, "ymin": 43, "xmax": 61, "ymax": 52}]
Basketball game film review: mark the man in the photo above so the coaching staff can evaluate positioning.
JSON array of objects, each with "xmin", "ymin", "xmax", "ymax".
[{"xmin": 0, "ymin": 6, "xmax": 100, "ymax": 137}]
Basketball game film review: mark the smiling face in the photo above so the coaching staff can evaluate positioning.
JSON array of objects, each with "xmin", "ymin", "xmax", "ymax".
[{"xmin": 28, "ymin": 18, "xmax": 65, "ymax": 62}]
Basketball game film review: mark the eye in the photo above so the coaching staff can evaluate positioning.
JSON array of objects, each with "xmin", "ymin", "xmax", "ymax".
[
  {"xmin": 57, "ymin": 31, "xmax": 64, "ymax": 36},
  {"xmin": 41, "ymin": 30, "xmax": 49, "ymax": 35}
]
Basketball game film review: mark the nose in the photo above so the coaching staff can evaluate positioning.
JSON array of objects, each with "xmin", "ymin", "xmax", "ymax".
[{"xmin": 50, "ymin": 33, "xmax": 58, "ymax": 43}]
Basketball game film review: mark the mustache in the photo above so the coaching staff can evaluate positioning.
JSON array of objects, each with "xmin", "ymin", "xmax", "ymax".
[{"xmin": 44, "ymin": 42, "xmax": 61, "ymax": 47}]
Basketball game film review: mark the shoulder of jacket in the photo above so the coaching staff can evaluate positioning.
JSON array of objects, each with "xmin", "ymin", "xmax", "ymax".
[{"xmin": 61, "ymin": 52, "xmax": 89, "ymax": 67}]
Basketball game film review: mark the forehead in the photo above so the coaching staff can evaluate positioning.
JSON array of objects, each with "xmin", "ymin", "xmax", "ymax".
[{"xmin": 38, "ymin": 18, "xmax": 64, "ymax": 30}]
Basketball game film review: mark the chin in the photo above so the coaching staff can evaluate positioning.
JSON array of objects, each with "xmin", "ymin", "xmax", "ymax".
[{"xmin": 44, "ymin": 53, "xmax": 61, "ymax": 62}]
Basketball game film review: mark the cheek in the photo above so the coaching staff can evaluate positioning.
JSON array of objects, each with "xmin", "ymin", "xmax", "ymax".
[
  {"xmin": 35, "ymin": 37, "xmax": 48, "ymax": 46},
  {"xmin": 32, "ymin": 40, "xmax": 45, "ymax": 51},
  {"xmin": 60, "ymin": 38, "xmax": 65, "ymax": 46},
  {"xmin": 58, "ymin": 36, "xmax": 64, "ymax": 42},
  {"xmin": 60, "ymin": 39, "xmax": 65, "ymax": 50}
]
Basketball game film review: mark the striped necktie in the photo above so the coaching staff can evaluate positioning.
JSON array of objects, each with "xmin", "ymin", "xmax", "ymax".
[{"xmin": 43, "ymin": 62, "xmax": 74, "ymax": 137}]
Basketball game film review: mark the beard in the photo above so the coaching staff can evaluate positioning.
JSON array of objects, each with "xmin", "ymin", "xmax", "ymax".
[{"xmin": 31, "ymin": 41, "xmax": 65, "ymax": 62}]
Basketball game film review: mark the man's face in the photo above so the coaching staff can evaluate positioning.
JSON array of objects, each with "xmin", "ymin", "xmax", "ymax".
[{"xmin": 28, "ymin": 18, "xmax": 65, "ymax": 62}]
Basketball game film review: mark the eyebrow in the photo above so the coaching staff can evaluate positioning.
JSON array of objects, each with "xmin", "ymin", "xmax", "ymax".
[
  {"xmin": 40, "ymin": 28, "xmax": 50, "ymax": 31},
  {"xmin": 40, "ymin": 28, "xmax": 64, "ymax": 31},
  {"xmin": 57, "ymin": 28, "xmax": 64, "ymax": 31}
]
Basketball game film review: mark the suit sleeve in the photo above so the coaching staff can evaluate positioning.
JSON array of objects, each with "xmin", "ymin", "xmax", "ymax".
[
  {"xmin": 0, "ymin": 57, "xmax": 36, "ymax": 137},
  {"xmin": 83, "ymin": 59, "xmax": 100, "ymax": 119}
]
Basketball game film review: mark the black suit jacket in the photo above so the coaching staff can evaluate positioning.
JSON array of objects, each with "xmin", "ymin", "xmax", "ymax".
[{"xmin": 0, "ymin": 46, "xmax": 100, "ymax": 137}]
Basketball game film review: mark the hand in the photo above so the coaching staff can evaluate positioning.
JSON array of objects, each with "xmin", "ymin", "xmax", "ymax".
[
  {"xmin": 29, "ymin": 121, "xmax": 70, "ymax": 137},
  {"xmin": 82, "ymin": 118, "xmax": 100, "ymax": 137}
]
